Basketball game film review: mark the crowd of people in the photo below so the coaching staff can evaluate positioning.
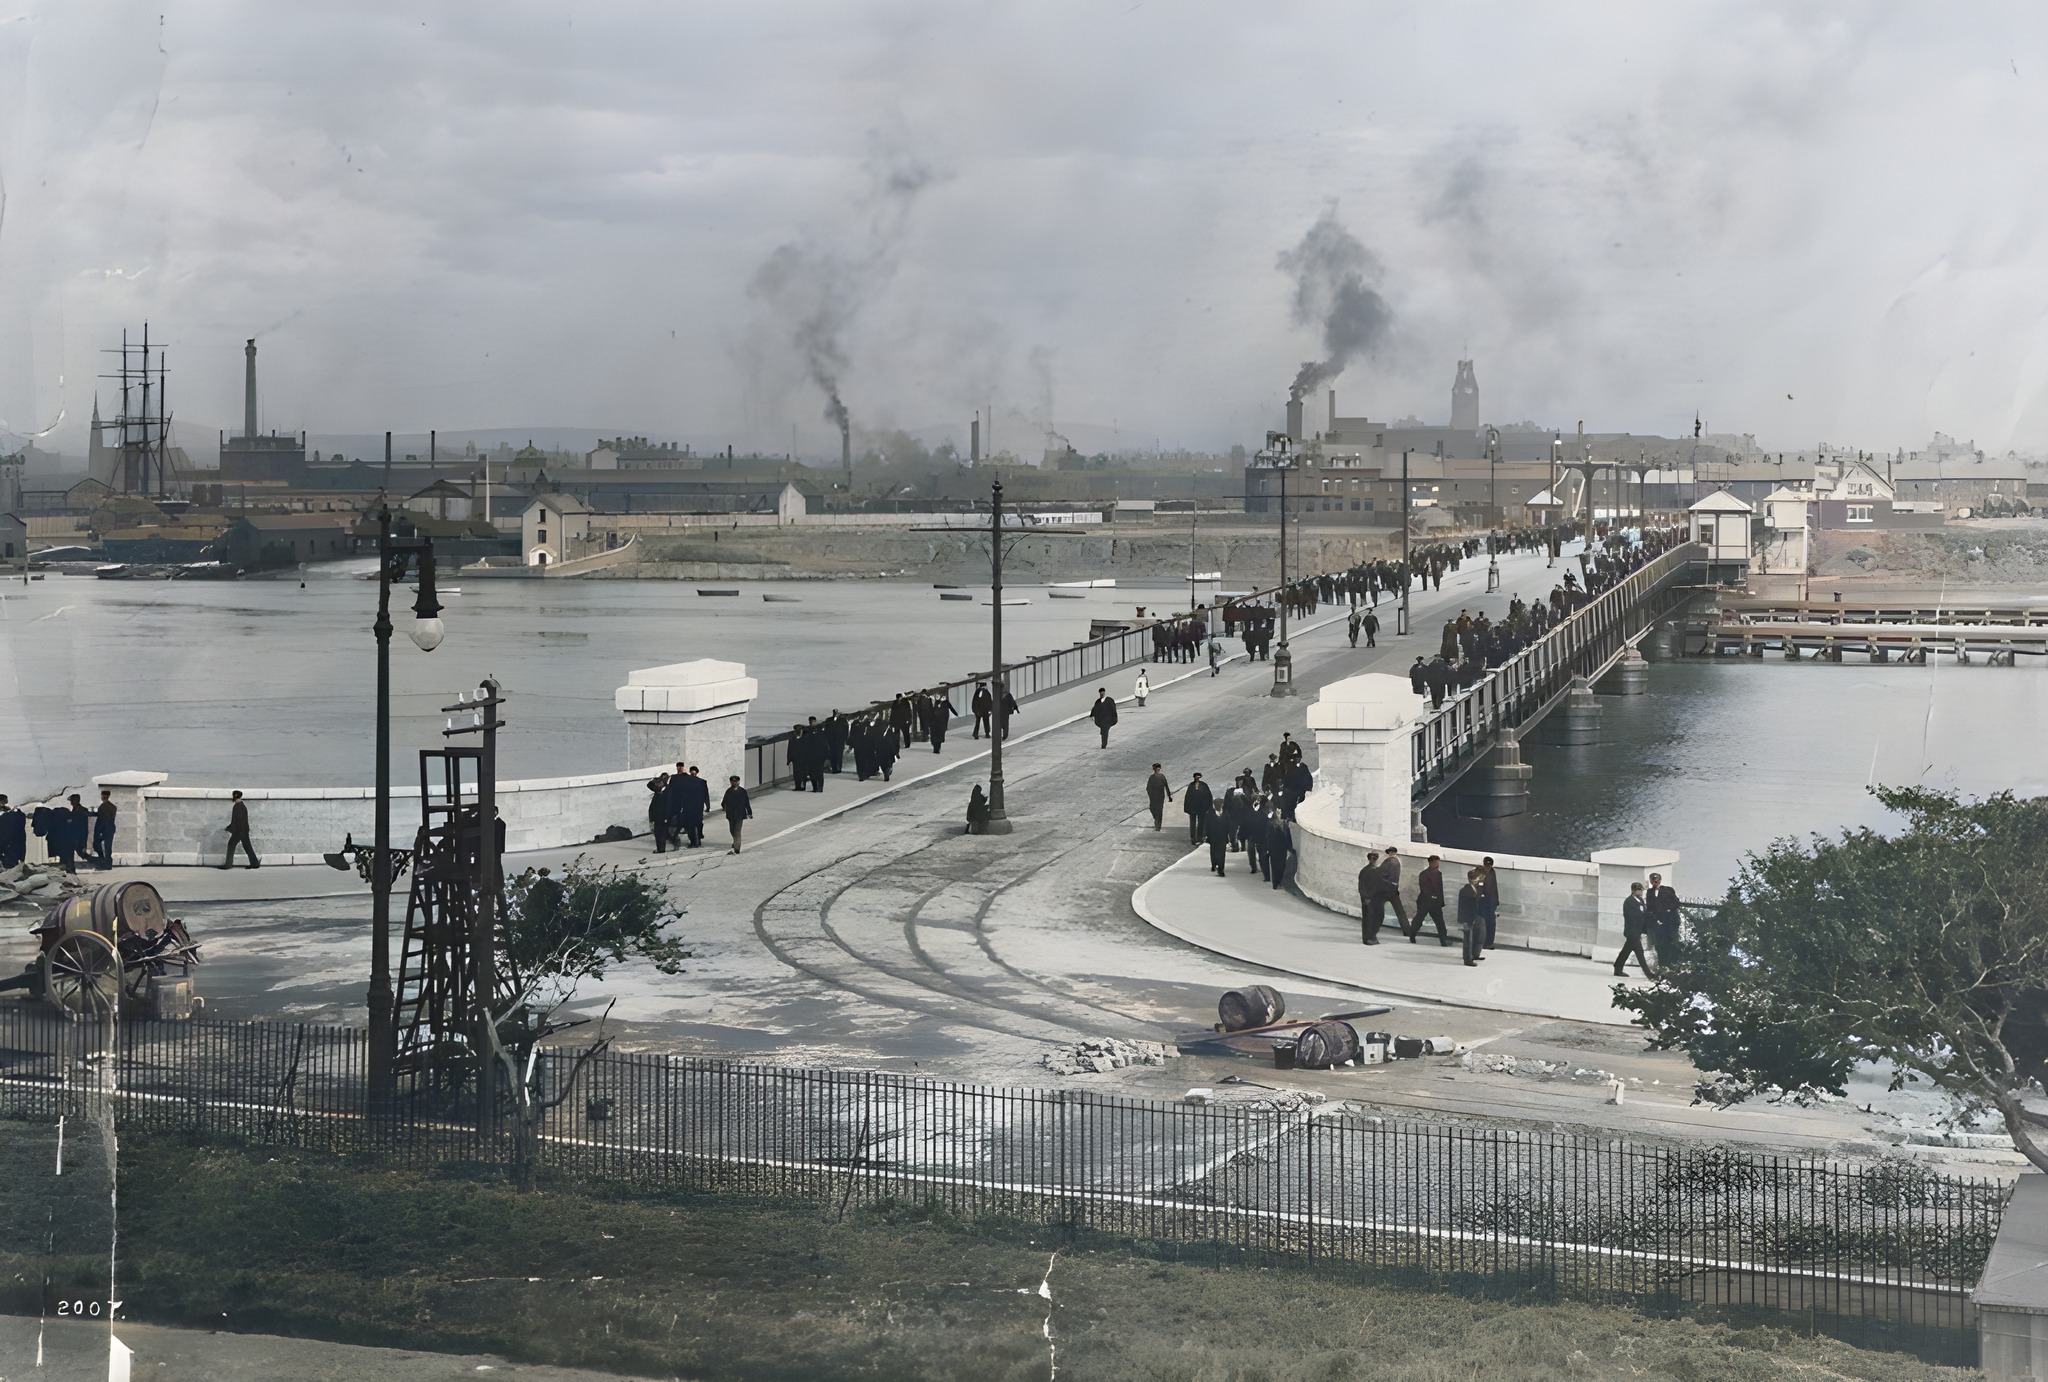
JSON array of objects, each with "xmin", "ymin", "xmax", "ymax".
[{"xmin": 1144, "ymin": 732, "xmax": 1318, "ymax": 890}]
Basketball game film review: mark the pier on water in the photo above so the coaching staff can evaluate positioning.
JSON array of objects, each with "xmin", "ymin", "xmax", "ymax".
[{"xmin": 1698, "ymin": 597, "xmax": 2048, "ymax": 664}]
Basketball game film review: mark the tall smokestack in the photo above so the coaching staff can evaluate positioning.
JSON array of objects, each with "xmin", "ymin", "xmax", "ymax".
[
  {"xmin": 841, "ymin": 421, "xmax": 851, "ymax": 475},
  {"xmin": 1285, "ymin": 395, "xmax": 1303, "ymax": 442},
  {"xmin": 1328, "ymin": 389, "xmax": 1337, "ymax": 435},
  {"xmin": 971, "ymin": 416, "xmax": 981, "ymax": 464},
  {"xmin": 243, "ymin": 338, "xmax": 258, "ymax": 439}
]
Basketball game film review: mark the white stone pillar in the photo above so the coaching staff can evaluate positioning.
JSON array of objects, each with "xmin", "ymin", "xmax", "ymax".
[
  {"xmin": 91, "ymin": 770, "xmax": 168, "ymax": 865},
  {"xmin": 1591, "ymin": 847, "xmax": 1679, "ymax": 957},
  {"xmin": 1304, "ymin": 672, "xmax": 1427, "ymax": 841},
  {"xmin": 614, "ymin": 660, "xmax": 758, "ymax": 786}
]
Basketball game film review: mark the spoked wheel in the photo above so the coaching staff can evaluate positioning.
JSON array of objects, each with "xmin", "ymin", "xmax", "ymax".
[{"xmin": 43, "ymin": 931, "xmax": 120, "ymax": 1019}]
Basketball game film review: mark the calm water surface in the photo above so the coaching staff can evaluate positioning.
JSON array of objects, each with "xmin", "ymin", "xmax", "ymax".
[
  {"xmin": 0, "ymin": 566, "xmax": 1180, "ymax": 792},
  {"xmin": 1426, "ymin": 655, "xmax": 2048, "ymax": 895}
]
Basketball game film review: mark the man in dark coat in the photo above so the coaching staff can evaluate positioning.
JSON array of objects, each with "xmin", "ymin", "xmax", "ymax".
[
  {"xmin": 971, "ymin": 683, "xmax": 995, "ymax": 739},
  {"xmin": 824, "ymin": 712, "xmax": 848, "ymax": 773},
  {"xmin": 1457, "ymin": 869, "xmax": 1485, "ymax": 966},
  {"xmin": 1645, "ymin": 872, "xmax": 1681, "ymax": 957},
  {"xmin": 220, "ymin": 790, "xmax": 259, "ymax": 869},
  {"xmin": 1280, "ymin": 759, "xmax": 1313, "ymax": 821},
  {"xmin": 1206, "ymin": 807, "xmax": 1228, "ymax": 875},
  {"xmin": 647, "ymin": 771, "xmax": 673, "ymax": 851},
  {"xmin": 91, "ymin": 790, "xmax": 117, "ymax": 870},
  {"xmin": 1613, "ymin": 881, "xmax": 1654, "ymax": 977},
  {"xmin": 0, "ymin": 795, "xmax": 24, "ymax": 870},
  {"xmin": 926, "ymin": 689, "xmax": 956, "ymax": 753},
  {"xmin": 1182, "ymin": 773, "xmax": 1213, "ymax": 843},
  {"xmin": 678, "ymin": 767, "xmax": 710, "ymax": 848},
  {"xmin": 1409, "ymin": 657, "xmax": 1428, "ymax": 696},
  {"xmin": 1090, "ymin": 689, "xmax": 1118, "ymax": 749},
  {"xmin": 1145, "ymin": 764, "xmax": 1172, "ymax": 830},
  {"xmin": 1221, "ymin": 779, "xmax": 1252, "ymax": 851},
  {"xmin": 1261, "ymin": 755, "xmax": 1284, "ymax": 794},
  {"xmin": 1410, "ymin": 853, "xmax": 1450, "ymax": 944},
  {"xmin": 1362, "ymin": 610, "xmax": 1379, "ymax": 647},
  {"xmin": 802, "ymin": 717, "xmax": 826, "ymax": 790},
  {"xmin": 874, "ymin": 720, "xmax": 901, "ymax": 781},
  {"xmin": 1357, "ymin": 850, "xmax": 1384, "ymax": 944},
  {"xmin": 1477, "ymin": 856, "xmax": 1501, "ymax": 948},
  {"xmin": 720, "ymin": 776, "xmax": 753, "ymax": 854},
  {"xmin": 55, "ymin": 793, "xmax": 89, "ymax": 874},
  {"xmin": 1264, "ymin": 814, "xmax": 1293, "ymax": 890},
  {"xmin": 1377, "ymin": 845, "xmax": 1410, "ymax": 936}
]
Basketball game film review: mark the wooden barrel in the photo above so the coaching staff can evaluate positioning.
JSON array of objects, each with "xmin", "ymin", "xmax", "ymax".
[
  {"xmin": 39, "ymin": 894, "xmax": 96, "ymax": 939},
  {"xmin": 89, "ymin": 881, "xmax": 166, "ymax": 938},
  {"xmin": 1217, "ymin": 985, "xmax": 1285, "ymax": 1032},
  {"xmin": 1293, "ymin": 1021, "xmax": 1360, "ymax": 1070}
]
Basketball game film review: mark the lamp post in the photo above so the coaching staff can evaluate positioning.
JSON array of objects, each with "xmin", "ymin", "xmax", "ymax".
[
  {"xmin": 368, "ymin": 501, "xmax": 444, "ymax": 1107},
  {"xmin": 1398, "ymin": 448, "xmax": 1412, "ymax": 637},
  {"xmin": 1265, "ymin": 435, "xmax": 1296, "ymax": 696},
  {"xmin": 1485, "ymin": 426, "xmax": 1501, "ymax": 592},
  {"xmin": 984, "ymin": 479, "xmax": 1014, "ymax": 832}
]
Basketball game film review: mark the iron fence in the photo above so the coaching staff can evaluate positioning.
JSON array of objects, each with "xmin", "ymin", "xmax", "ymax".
[
  {"xmin": 744, "ymin": 571, "xmax": 1330, "ymax": 791},
  {"xmin": 0, "ymin": 1007, "xmax": 2006, "ymax": 1339}
]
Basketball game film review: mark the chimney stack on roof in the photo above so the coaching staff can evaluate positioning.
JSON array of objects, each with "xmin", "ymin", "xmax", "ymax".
[{"xmin": 243, "ymin": 338, "xmax": 258, "ymax": 439}]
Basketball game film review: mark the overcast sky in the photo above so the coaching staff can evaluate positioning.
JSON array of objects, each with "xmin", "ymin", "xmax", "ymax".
[{"xmin": 3, "ymin": 2, "xmax": 2046, "ymax": 460}]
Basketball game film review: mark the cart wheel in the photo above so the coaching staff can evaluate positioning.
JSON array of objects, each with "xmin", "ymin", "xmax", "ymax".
[{"xmin": 43, "ymin": 931, "xmax": 120, "ymax": 1019}]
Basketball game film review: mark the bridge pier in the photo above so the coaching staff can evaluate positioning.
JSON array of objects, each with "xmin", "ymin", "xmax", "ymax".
[
  {"xmin": 1543, "ymin": 677, "xmax": 1603, "ymax": 746},
  {"xmin": 1455, "ymin": 736, "xmax": 1532, "ymax": 818},
  {"xmin": 1599, "ymin": 646, "xmax": 1649, "ymax": 695}
]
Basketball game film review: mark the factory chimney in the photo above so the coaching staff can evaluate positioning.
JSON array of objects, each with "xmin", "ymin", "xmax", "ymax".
[
  {"xmin": 243, "ymin": 338, "xmax": 258, "ymax": 439},
  {"xmin": 841, "ymin": 420, "xmax": 851, "ymax": 476},
  {"xmin": 1328, "ymin": 389, "xmax": 1337, "ymax": 436},
  {"xmin": 1284, "ymin": 393, "xmax": 1304, "ymax": 442},
  {"xmin": 971, "ymin": 416, "xmax": 981, "ymax": 464}
]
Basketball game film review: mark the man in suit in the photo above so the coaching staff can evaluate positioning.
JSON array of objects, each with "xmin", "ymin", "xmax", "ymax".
[
  {"xmin": 1265, "ymin": 813, "xmax": 1293, "ymax": 890},
  {"xmin": 1645, "ymin": 872, "xmax": 1682, "ymax": 957},
  {"xmin": 646, "ymin": 771, "xmax": 673, "ymax": 851},
  {"xmin": 677, "ymin": 767, "xmax": 710, "ymax": 848},
  {"xmin": 824, "ymin": 711, "xmax": 848, "ymax": 773},
  {"xmin": 1457, "ymin": 868, "xmax": 1486, "ymax": 966},
  {"xmin": 54, "ymin": 794, "xmax": 89, "ymax": 874},
  {"xmin": 971, "ymin": 683, "xmax": 994, "ymax": 739},
  {"xmin": 1477, "ymin": 856, "xmax": 1501, "ymax": 948},
  {"xmin": 91, "ymin": 790, "xmax": 117, "ymax": 871},
  {"xmin": 1145, "ymin": 765, "xmax": 1172, "ymax": 831},
  {"xmin": 1357, "ymin": 850, "xmax": 1385, "ymax": 944},
  {"xmin": 1411, "ymin": 853, "xmax": 1450, "ymax": 945},
  {"xmin": 1614, "ymin": 881, "xmax": 1655, "ymax": 977},
  {"xmin": 1182, "ymin": 773, "xmax": 1214, "ymax": 844},
  {"xmin": 220, "ymin": 790, "xmax": 259, "ymax": 869},
  {"xmin": 1280, "ymin": 759, "xmax": 1313, "ymax": 822},
  {"xmin": 720, "ymin": 776, "xmax": 753, "ymax": 855},
  {"xmin": 1377, "ymin": 845, "xmax": 1410, "ymax": 937}
]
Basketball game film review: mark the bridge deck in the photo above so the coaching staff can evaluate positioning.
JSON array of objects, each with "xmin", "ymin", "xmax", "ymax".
[{"xmin": 1410, "ymin": 542, "xmax": 1712, "ymax": 808}]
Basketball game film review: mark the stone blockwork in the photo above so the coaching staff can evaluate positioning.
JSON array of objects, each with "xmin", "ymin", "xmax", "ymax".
[
  {"xmin": 82, "ymin": 657, "xmax": 756, "ymax": 867},
  {"xmin": 1291, "ymin": 789, "xmax": 1603, "ymax": 956}
]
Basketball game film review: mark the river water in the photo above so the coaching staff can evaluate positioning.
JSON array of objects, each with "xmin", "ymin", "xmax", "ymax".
[
  {"xmin": 5, "ymin": 564, "xmax": 2041, "ymax": 898},
  {"xmin": 0, "ymin": 565, "xmax": 1189, "ymax": 793},
  {"xmin": 1425, "ymin": 653, "xmax": 2048, "ymax": 897}
]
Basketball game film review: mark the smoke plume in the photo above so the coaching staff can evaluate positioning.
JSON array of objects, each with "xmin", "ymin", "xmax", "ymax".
[
  {"xmin": 1277, "ymin": 208, "xmax": 1393, "ymax": 402},
  {"xmin": 747, "ymin": 131, "xmax": 940, "ymax": 453}
]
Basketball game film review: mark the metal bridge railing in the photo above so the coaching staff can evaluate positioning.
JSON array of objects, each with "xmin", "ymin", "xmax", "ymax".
[{"xmin": 1410, "ymin": 542, "xmax": 1703, "ymax": 800}]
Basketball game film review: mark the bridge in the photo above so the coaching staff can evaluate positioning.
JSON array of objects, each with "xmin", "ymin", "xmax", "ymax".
[
  {"xmin": 1699, "ymin": 597, "xmax": 2048, "ymax": 664},
  {"xmin": 1408, "ymin": 540, "xmax": 1713, "ymax": 819}
]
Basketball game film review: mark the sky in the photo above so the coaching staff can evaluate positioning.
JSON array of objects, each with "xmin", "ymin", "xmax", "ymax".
[{"xmin": 3, "ymin": 2, "xmax": 2047, "ymax": 462}]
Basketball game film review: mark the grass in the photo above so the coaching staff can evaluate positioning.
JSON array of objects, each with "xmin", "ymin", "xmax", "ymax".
[{"xmin": 1, "ymin": 1130, "xmax": 1982, "ymax": 1381}]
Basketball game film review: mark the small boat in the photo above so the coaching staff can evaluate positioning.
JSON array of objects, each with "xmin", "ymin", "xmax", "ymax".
[
  {"xmin": 981, "ymin": 598, "xmax": 1032, "ymax": 607},
  {"xmin": 939, "ymin": 592, "xmax": 973, "ymax": 601},
  {"xmin": 696, "ymin": 588, "xmax": 740, "ymax": 597},
  {"xmin": 763, "ymin": 594, "xmax": 801, "ymax": 603},
  {"xmin": 1185, "ymin": 571, "xmax": 1223, "ymax": 582},
  {"xmin": 1048, "ymin": 590, "xmax": 1087, "ymax": 599},
  {"xmin": 933, "ymin": 583, "xmax": 961, "ymax": 589},
  {"xmin": 94, "ymin": 565, "xmax": 132, "ymax": 580},
  {"xmin": 1051, "ymin": 578, "xmax": 1116, "ymax": 588},
  {"xmin": 171, "ymin": 561, "xmax": 241, "ymax": 581}
]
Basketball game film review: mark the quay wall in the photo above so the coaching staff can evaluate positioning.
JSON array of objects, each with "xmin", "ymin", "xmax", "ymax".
[{"xmin": 87, "ymin": 768, "xmax": 652, "ymax": 868}]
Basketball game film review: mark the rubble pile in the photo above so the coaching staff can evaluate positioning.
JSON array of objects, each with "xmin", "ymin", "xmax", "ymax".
[
  {"xmin": 1042, "ymin": 1038, "xmax": 1176, "ymax": 1076},
  {"xmin": 0, "ymin": 864, "xmax": 92, "ymax": 908}
]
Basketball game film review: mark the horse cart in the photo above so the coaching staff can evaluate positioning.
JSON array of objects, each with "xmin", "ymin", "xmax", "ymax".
[{"xmin": 3, "ymin": 881, "xmax": 202, "ymax": 1019}]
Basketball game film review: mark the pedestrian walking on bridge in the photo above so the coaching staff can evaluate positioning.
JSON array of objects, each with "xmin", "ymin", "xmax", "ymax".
[
  {"xmin": 0, "ymin": 795, "xmax": 24, "ymax": 871},
  {"xmin": 1410, "ymin": 854, "xmax": 1450, "ymax": 944},
  {"xmin": 1613, "ymin": 881, "xmax": 1654, "ymax": 977},
  {"xmin": 92, "ymin": 789, "xmax": 116, "ymax": 870},
  {"xmin": 219, "ymin": 790, "xmax": 259, "ymax": 870},
  {"xmin": 1182, "ymin": 773, "xmax": 1213, "ymax": 843},
  {"xmin": 1090, "ymin": 688, "xmax": 1119, "ymax": 749},
  {"xmin": 1134, "ymin": 668, "xmax": 1150, "ymax": 707},
  {"xmin": 721, "ymin": 776, "xmax": 753, "ymax": 855},
  {"xmin": 1145, "ymin": 764, "xmax": 1172, "ymax": 830}
]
